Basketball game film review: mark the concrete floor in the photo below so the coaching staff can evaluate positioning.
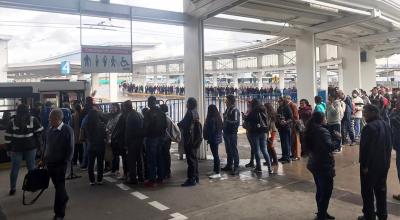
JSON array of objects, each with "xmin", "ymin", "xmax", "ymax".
[{"xmin": 0, "ymin": 133, "xmax": 399, "ymax": 220}]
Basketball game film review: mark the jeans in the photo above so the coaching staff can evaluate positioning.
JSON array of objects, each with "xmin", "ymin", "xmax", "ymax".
[
  {"xmin": 249, "ymin": 133, "xmax": 271, "ymax": 169},
  {"xmin": 312, "ymin": 172, "xmax": 333, "ymax": 220},
  {"xmin": 127, "ymin": 139, "xmax": 144, "ymax": 182},
  {"xmin": 184, "ymin": 143, "xmax": 199, "ymax": 180},
  {"xmin": 396, "ymin": 150, "xmax": 400, "ymax": 183},
  {"xmin": 341, "ymin": 119, "xmax": 355, "ymax": 143},
  {"xmin": 327, "ymin": 124, "xmax": 341, "ymax": 151},
  {"xmin": 10, "ymin": 149, "xmax": 36, "ymax": 190},
  {"xmin": 209, "ymin": 142, "xmax": 220, "ymax": 173},
  {"xmin": 278, "ymin": 128, "xmax": 291, "ymax": 161},
  {"xmin": 223, "ymin": 133, "xmax": 239, "ymax": 170},
  {"xmin": 47, "ymin": 164, "xmax": 68, "ymax": 218},
  {"xmin": 81, "ymin": 142, "xmax": 89, "ymax": 168},
  {"xmin": 360, "ymin": 169, "xmax": 388, "ymax": 220},
  {"xmin": 354, "ymin": 118, "xmax": 361, "ymax": 139},
  {"xmin": 163, "ymin": 139, "xmax": 172, "ymax": 177},
  {"xmin": 88, "ymin": 147, "xmax": 105, "ymax": 183},
  {"xmin": 246, "ymin": 132, "xmax": 255, "ymax": 164},
  {"xmin": 146, "ymin": 137, "xmax": 164, "ymax": 183}
]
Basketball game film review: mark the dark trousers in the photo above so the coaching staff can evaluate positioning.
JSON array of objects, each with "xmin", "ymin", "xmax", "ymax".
[
  {"xmin": 111, "ymin": 143, "xmax": 127, "ymax": 176},
  {"xmin": 163, "ymin": 139, "xmax": 172, "ymax": 177},
  {"xmin": 72, "ymin": 143, "xmax": 83, "ymax": 165},
  {"xmin": 247, "ymin": 132, "xmax": 255, "ymax": 163},
  {"xmin": 327, "ymin": 123, "xmax": 341, "ymax": 150},
  {"xmin": 146, "ymin": 137, "xmax": 164, "ymax": 183},
  {"xmin": 278, "ymin": 128, "xmax": 291, "ymax": 161},
  {"xmin": 268, "ymin": 131, "xmax": 278, "ymax": 164},
  {"xmin": 127, "ymin": 139, "xmax": 144, "ymax": 182},
  {"xmin": 360, "ymin": 169, "xmax": 388, "ymax": 220},
  {"xmin": 47, "ymin": 164, "xmax": 69, "ymax": 218},
  {"xmin": 312, "ymin": 172, "xmax": 333, "ymax": 220},
  {"xmin": 341, "ymin": 118, "xmax": 355, "ymax": 143},
  {"xmin": 209, "ymin": 142, "xmax": 220, "ymax": 173},
  {"xmin": 396, "ymin": 150, "xmax": 400, "ymax": 182},
  {"xmin": 223, "ymin": 133, "xmax": 239, "ymax": 170},
  {"xmin": 184, "ymin": 143, "xmax": 199, "ymax": 180},
  {"xmin": 88, "ymin": 149, "xmax": 105, "ymax": 183}
]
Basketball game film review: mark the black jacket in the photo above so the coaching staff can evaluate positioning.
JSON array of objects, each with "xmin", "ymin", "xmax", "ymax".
[
  {"xmin": 244, "ymin": 105, "xmax": 268, "ymax": 134},
  {"xmin": 143, "ymin": 107, "xmax": 167, "ymax": 138},
  {"xmin": 5, "ymin": 116, "xmax": 43, "ymax": 152},
  {"xmin": 125, "ymin": 110, "xmax": 144, "ymax": 146},
  {"xmin": 305, "ymin": 124, "xmax": 335, "ymax": 176},
  {"xmin": 276, "ymin": 104, "xmax": 292, "ymax": 130},
  {"xmin": 223, "ymin": 106, "xmax": 240, "ymax": 134},
  {"xmin": 359, "ymin": 118, "xmax": 392, "ymax": 174},
  {"xmin": 178, "ymin": 109, "xmax": 199, "ymax": 141}
]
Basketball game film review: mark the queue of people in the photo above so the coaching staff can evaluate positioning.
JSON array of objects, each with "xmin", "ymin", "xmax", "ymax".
[{"xmin": 2, "ymin": 84, "xmax": 400, "ymax": 220}]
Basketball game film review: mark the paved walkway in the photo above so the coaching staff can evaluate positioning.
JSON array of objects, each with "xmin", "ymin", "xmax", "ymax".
[{"xmin": 0, "ymin": 134, "xmax": 399, "ymax": 220}]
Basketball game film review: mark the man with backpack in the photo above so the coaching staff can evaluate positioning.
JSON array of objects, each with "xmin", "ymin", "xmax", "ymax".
[
  {"xmin": 143, "ymin": 96, "xmax": 167, "ymax": 187},
  {"xmin": 178, "ymin": 97, "xmax": 202, "ymax": 186},
  {"xmin": 222, "ymin": 95, "xmax": 241, "ymax": 176}
]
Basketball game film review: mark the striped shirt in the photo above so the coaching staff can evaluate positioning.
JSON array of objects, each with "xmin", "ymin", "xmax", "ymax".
[{"xmin": 4, "ymin": 116, "xmax": 43, "ymax": 152}]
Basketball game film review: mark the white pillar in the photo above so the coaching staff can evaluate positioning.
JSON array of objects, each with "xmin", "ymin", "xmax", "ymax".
[
  {"xmin": 91, "ymin": 73, "xmax": 100, "ymax": 95},
  {"xmin": 109, "ymin": 73, "xmax": 118, "ymax": 102},
  {"xmin": 296, "ymin": 32, "xmax": 316, "ymax": 103},
  {"xmin": 0, "ymin": 39, "xmax": 9, "ymax": 82},
  {"xmin": 278, "ymin": 54, "xmax": 285, "ymax": 91},
  {"xmin": 319, "ymin": 44, "xmax": 328, "ymax": 92},
  {"xmin": 257, "ymin": 55, "xmax": 263, "ymax": 88},
  {"xmin": 184, "ymin": 14, "xmax": 206, "ymax": 159},
  {"xmin": 361, "ymin": 49, "xmax": 376, "ymax": 91},
  {"xmin": 340, "ymin": 43, "xmax": 361, "ymax": 95}
]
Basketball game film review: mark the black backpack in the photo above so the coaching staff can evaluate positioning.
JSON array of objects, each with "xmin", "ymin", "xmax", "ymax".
[
  {"xmin": 146, "ymin": 108, "xmax": 167, "ymax": 136},
  {"xmin": 189, "ymin": 119, "xmax": 203, "ymax": 148},
  {"xmin": 22, "ymin": 168, "xmax": 50, "ymax": 205}
]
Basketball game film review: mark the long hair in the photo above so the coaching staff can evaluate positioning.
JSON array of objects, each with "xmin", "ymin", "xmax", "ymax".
[
  {"xmin": 264, "ymin": 102, "xmax": 277, "ymax": 122},
  {"xmin": 206, "ymin": 104, "xmax": 223, "ymax": 131},
  {"xmin": 304, "ymin": 112, "xmax": 325, "ymax": 151},
  {"xmin": 15, "ymin": 104, "xmax": 30, "ymax": 131}
]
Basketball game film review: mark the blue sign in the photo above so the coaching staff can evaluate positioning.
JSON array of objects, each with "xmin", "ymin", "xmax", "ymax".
[{"xmin": 61, "ymin": 61, "xmax": 70, "ymax": 75}]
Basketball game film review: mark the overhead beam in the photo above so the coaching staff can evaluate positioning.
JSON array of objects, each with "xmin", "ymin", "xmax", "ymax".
[
  {"xmin": 0, "ymin": 0, "xmax": 187, "ymax": 25},
  {"xmin": 185, "ymin": 0, "xmax": 248, "ymax": 19},
  {"xmin": 355, "ymin": 30, "xmax": 400, "ymax": 42}
]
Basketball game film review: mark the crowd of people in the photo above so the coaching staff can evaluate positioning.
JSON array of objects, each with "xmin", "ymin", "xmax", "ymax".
[
  {"xmin": 2, "ymin": 84, "xmax": 400, "ymax": 220},
  {"xmin": 120, "ymin": 83, "xmax": 185, "ymax": 96}
]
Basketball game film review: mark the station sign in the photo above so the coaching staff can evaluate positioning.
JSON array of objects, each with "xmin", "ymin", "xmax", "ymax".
[
  {"xmin": 60, "ymin": 61, "xmax": 70, "ymax": 75},
  {"xmin": 81, "ymin": 45, "xmax": 132, "ymax": 73}
]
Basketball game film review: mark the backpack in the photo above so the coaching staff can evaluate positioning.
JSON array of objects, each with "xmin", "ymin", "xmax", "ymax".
[
  {"xmin": 22, "ymin": 168, "xmax": 50, "ymax": 205},
  {"xmin": 188, "ymin": 119, "xmax": 202, "ymax": 148}
]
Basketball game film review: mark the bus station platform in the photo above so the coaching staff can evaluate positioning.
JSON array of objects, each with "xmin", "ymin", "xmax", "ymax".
[{"xmin": 0, "ymin": 134, "xmax": 399, "ymax": 220}]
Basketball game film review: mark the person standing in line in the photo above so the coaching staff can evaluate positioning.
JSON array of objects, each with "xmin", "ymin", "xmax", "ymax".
[
  {"xmin": 72, "ymin": 102, "xmax": 83, "ymax": 166},
  {"xmin": 82, "ymin": 108, "xmax": 107, "ymax": 185},
  {"xmin": 352, "ymin": 89, "xmax": 364, "ymax": 140},
  {"xmin": 390, "ymin": 101, "xmax": 400, "ymax": 201},
  {"xmin": 304, "ymin": 112, "xmax": 336, "ymax": 220},
  {"xmin": 358, "ymin": 104, "xmax": 392, "ymax": 220},
  {"xmin": 5, "ymin": 104, "xmax": 44, "ymax": 196},
  {"xmin": 265, "ymin": 103, "xmax": 278, "ymax": 166},
  {"xmin": 111, "ymin": 102, "xmax": 129, "ymax": 179},
  {"xmin": 143, "ymin": 96, "xmax": 167, "ymax": 187},
  {"xmin": 369, "ymin": 87, "xmax": 386, "ymax": 123},
  {"xmin": 244, "ymin": 100, "xmax": 256, "ymax": 168},
  {"xmin": 79, "ymin": 97, "xmax": 95, "ymax": 170},
  {"xmin": 178, "ymin": 98, "xmax": 201, "ymax": 186},
  {"xmin": 43, "ymin": 109, "xmax": 74, "ymax": 220},
  {"xmin": 337, "ymin": 90, "xmax": 356, "ymax": 146},
  {"xmin": 105, "ymin": 103, "xmax": 121, "ymax": 176},
  {"xmin": 286, "ymin": 96, "xmax": 301, "ymax": 161},
  {"xmin": 298, "ymin": 99, "xmax": 313, "ymax": 157},
  {"xmin": 276, "ymin": 97, "xmax": 293, "ymax": 164},
  {"xmin": 203, "ymin": 104, "xmax": 223, "ymax": 179},
  {"xmin": 160, "ymin": 104, "xmax": 173, "ymax": 179},
  {"xmin": 125, "ymin": 100, "xmax": 145, "ymax": 184},
  {"xmin": 221, "ymin": 95, "xmax": 241, "ymax": 176},
  {"xmin": 326, "ymin": 95, "xmax": 343, "ymax": 153},
  {"xmin": 244, "ymin": 99, "xmax": 273, "ymax": 174},
  {"xmin": 314, "ymin": 96, "xmax": 326, "ymax": 114}
]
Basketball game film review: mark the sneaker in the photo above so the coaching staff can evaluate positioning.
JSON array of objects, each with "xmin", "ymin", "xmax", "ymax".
[
  {"xmin": 181, "ymin": 179, "xmax": 196, "ymax": 187},
  {"xmin": 209, "ymin": 173, "xmax": 222, "ymax": 179},
  {"xmin": 268, "ymin": 169, "xmax": 274, "ymax": 174},
  {"xmin": 230, "ymin": 169, "xmax": 239, "ymax": 176},
  {"xmin": 9, "ymin": 189, "xmax": 16, "ymax": 196},
  {"xmin": 245, "ymin": 162, "xmax": 255, "ymax": 168},
  {"xmin": 90, "ymin": 182, "xmax": 96, "ymax": 186},
  {"xmin": 333, "ymin": 149, "xmax": 342, "ymax": 154},
  {"xmin": 221, "ymin": 166, "xmax": 232, "ymax": 171}
]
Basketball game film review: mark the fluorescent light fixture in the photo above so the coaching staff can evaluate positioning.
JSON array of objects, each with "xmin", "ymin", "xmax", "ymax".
[
  {"xmin": 216, "ymin": 14, "xmax": 288, "ymax": 27},
  {"xmin": 300, "ymin": 0, "xmax": 371, "ymax": 15}
]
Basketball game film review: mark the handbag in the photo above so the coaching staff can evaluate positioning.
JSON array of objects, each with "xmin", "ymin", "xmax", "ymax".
[{"xmin": 22, "ymin": 168, "xmax": 50, "ymax": 205}]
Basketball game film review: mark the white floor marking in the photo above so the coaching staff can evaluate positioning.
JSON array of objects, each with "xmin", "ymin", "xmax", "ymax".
[
  {"xmin": 148, "ymin": 201, "xmax": 170, "ymax": 211},
  {"xmin": 103, "ymin": 177, "xmax": 116, "ymax": 183},
  {"xmin": 131, "ymin": 191, "xmax": 149, "ymax": 200},
  {"xmin": 116, "ymin": 183, "xmax": 130, "ymax": 191},
  {"xmin": 169, "ymin": 212, "xmax": 188, "ymax": 220}
]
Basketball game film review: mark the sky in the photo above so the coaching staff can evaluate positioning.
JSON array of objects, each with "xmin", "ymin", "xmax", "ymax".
[{"xmin": 0, "ymin": 0, "xmax": 398, "ymax": 65}]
